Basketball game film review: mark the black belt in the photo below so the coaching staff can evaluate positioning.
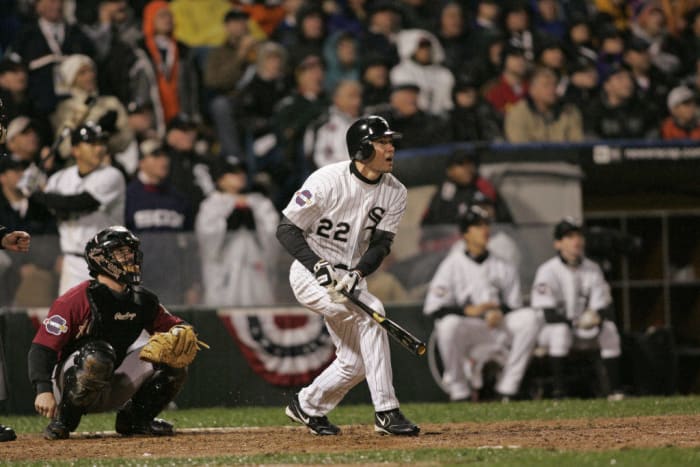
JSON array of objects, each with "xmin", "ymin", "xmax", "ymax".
[{"xmin": 334, "ymin": 263, "xmax": 350, "ymax": 270}]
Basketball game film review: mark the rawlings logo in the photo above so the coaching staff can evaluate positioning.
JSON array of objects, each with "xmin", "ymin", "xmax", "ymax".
[
  {"xmin": 43, "ymin": 315, "xmax": 68, "ymax": 336},
  {"xmin": 114, "ymin": 312, "xmax": 136, "ymax": 321},
  {"xmin": 295, "ymin": 190, "xmax": 313, "ymax": 207}
]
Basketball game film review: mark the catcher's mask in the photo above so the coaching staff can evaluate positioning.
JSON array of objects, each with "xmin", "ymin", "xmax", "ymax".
[{"xmin": 85, "ymin": 226, "xmax": 143, "ymax": 285}]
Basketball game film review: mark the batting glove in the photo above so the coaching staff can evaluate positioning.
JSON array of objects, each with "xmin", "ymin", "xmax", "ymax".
[
  {"xmin": 334, "ymin": 270, "xmax": 362, "ymax": 294},
  {"xmin": 313, "ymin": 259, "xmax": 338, "ymax": 287}
]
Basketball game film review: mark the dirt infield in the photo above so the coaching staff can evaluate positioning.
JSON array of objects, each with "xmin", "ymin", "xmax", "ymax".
[{"xmin": 3, "ymin": 414, "xmax": 700, "ymax": 462}]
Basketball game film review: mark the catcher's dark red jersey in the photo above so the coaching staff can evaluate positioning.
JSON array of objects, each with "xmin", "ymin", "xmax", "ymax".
[{"xmin": 33, "ymin": 280, "xmax": 182, "ymax": 363}]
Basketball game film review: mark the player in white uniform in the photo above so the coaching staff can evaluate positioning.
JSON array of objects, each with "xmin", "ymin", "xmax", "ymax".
[
  {"xmin": 276, "ymin": 115, "xmax": 419, "ymax": 436},
  {"xmin": 424, "ymin": 205, "xmax": 541, "ymax": 401},
  {"xmin": 530, "ymin": 218, "xmax": 623, "ymax": 399},
  {"xmin": 20, "ymin": 122, "xmax": 125, "ymax": 295}
]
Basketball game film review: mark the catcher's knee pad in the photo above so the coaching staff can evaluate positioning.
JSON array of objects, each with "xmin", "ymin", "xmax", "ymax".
[{"xmin": 69, "ymin": 340, "xmax": 116, "ymax": 405}]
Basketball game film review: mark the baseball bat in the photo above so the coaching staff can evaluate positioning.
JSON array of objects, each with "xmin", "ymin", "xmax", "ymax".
[{"xmin": 340, "ymin": 290, "xmax": 427, "ymax": 356}]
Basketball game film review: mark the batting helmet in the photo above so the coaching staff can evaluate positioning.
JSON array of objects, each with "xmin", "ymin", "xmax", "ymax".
[
  {"xmin": 553, "ymin": 217, "xmax": 583, "ymax": 240},
  {"xmin": 85, "ymin": 226, "xmax": 143, "ymax": 285},
  {"xmin": 71, "ymin": 121, "xmax": 108, "ymax": 146},
  {"xmin": 346, "ymin": 115, "xmax": 401, "ymax": 161},
  {"xmin": 458, "ymin": 205, "xmax": 492, "ymax": 233}
]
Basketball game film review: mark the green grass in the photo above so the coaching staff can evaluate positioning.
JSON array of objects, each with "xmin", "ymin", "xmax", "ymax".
[{"xmin": 3, "ymin": 396, "xmax": 700, "ymax": 465}]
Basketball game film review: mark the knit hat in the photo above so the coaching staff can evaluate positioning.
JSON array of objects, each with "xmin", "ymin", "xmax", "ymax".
[{"xmin": 59, "ymin": 54, "xmax": 95, "ymax": 90}]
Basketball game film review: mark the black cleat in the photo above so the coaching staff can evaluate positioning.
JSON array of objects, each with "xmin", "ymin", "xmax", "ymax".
[
  {"xmin": 43, "ymin": 420, "xmax": 70, "ymax": 440},
  {"xmin": 285, "ymin": 394, "xmax": 340, "ymax": 435},
  {"xmin": 115, "ymin": 408, "xmax": 174, "ymax": 436},
  {"xmin": 0, "ymin": 424, "xmax": 17, "ymax": 442},
  {"xmin": 374, "ymin": 409, "xmax": 420, "ymax": 436}
]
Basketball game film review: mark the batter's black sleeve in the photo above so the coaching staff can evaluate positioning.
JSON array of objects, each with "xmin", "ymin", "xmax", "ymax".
[
  {"xmin": 355, "ymin": 230, "xmax": 394, "ymax": 277},
  {"xmin": 542, "ymin": 308, "xmax": 571, "ymax": 325},
  {"xmin": 30, "ymin": 191, "xmax": 101, "ymax": 215},
  {"xmin": 276, "ymin": 215, "xmax": 321, "ymax": 272},
  {"xmin": 28, "ymin": 343, "xmax": 58, "ymax": 395}
]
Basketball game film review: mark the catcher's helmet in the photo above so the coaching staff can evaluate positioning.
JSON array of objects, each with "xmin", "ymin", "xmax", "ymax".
[
  {"xmin": 71, "ymin": 121, "xmax": 108, "ymax": 146},
  {"xmin": 458, "ymin": 205, "xmax": 492, "ymax": 233},
  {"xmin": 346, "ymin": 115, "xmax": 401, "ymax": 161},
  {"xmin": 553, "ymin": 217, "xmax": 583, "ymax": 240},
  {"xmin": 85, "ymin": 226, "xmax": 143, "ymax": 285}
]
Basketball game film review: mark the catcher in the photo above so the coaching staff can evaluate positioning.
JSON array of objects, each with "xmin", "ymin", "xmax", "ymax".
[{"xmin": 28, "ymin": 226, "xmax": 207, "ymax": 440}]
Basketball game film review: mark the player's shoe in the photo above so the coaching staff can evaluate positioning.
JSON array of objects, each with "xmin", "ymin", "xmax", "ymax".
[
  {"xmin": 285, "ymin": 394, "xmax": 340, "ymax": 435},
  {"xmin": 43, "ymin": 419, "xmax": 71, "ymax": 440},
  {"xmin": 374, "ymin": 409, "xmax": 420, "ymax": 436},
  {"xmin": 115, "ymin": 402, "xmax": 174, "ymax": 436},
  {"xmin": 0, "ymin": 424, "xmax": 17, "ymax": 442}
]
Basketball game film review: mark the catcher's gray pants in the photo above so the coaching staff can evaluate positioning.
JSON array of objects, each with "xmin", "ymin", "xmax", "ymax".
[{"xmin": 53, "ymin": 332, "xmax": 153, "ymax": 412}]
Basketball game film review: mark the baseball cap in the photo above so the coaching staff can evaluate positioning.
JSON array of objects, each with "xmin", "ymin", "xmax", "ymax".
[
  {"xmin": 139, "ymin": 139, "xmax": 166, "ymax": 159},
  {"xmin": 391, "ymin": 82, "xmax": 420, "ymax": 94},
  {"xmin": 224, "ymin": 8, "xmax": 249, "ymax": 22},
  {"xmin": 71, "ymin": 121, "xmax": 108, "ymax": 146},
  {"xmin": 5, "ymin": 116, "xmax": 33, "ymax": 142},
  {"xmin": 458, "ymin": 205, "xmax": 492, "ymax": 232},
  {"xmin": 667, "ymin": 86, "xmax": 695, "ymax": 111},
  {"xmin": 211, "ymin": 155, "xmax": 246, "ymax": 180},
  {"xmin": 626, "ymin": 36, "xmax": 651, "ymax": 52},
  {"xmin": 0, "ymin": 58, "xmax": 27, "ymax": 75},
  {"xmin": 167, "ymin": 113, "xmax": 197, "ymax": 131},
  {"xmin": 600, "ymin": 61, "xmax": 630, "ymax": 83},
  {"xmin": 295, "ymin": 54, "xmax": 324, "ymax": 73},
  {"xmin": 554, "ymin": 217, "xmax": 583, "ymax": 240}
]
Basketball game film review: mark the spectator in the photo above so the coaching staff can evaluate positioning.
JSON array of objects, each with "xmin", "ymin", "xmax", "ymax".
[
  {"xmin": 595, "ymin": 27, "xmax": 626, "ymax": 83},
  {"xmin": 360, "ymin": 56, "xmax": 391, "ymax": 110},
  {"xmin": 325, "ymin": 0, "xmax": 368, "ymax": 37},
  {"xmin": 140, "ymin": 0, "xmax": 200, "ymax": 124},
  {"xmin": 532, "ymin": 0, "xmax": 567, "ymax": 40},
  {"xmin": 399, "ymin": 0, "xmax": 440, "ymax": 31},
  {"xmin": 583, "ymin": 63, "xmax": 659, "ymax": 140},
  {"xmin": 52, "ymin": 54, "xmax": 133, "ymax": 159},
  {"xmin": 622, "ymin": 36, "xmax": 675, "ymax": 118},
  {"xmin": 505, "ymin": 67, "xmax": 584, "ymax": 143},
  {"xmin": 111, "ymin": 100, "xmax": 159, "ymax": 177},
  {"xmin": 3, "ymin": 116, "xmax": 45, "ymax": 166},
  {"xmin": 563, "ymin": 57, "xmax": 600, "ymax": 111},
  {"xmin": 163, "ymin": 113, "xmax": 214, "ymax": 212},
  {"xmin": 468, "ymin": 0, "xmax": 502, "ymax": 60},
  {"xmin": 0, "ymin": 59, "xmax": 44, "ymax": 128},
  {"xmin": 629, "ymin": 3, "xmax": 682, "ymax": 76},
  {"xmin": 593, "ymin": 0, "xmax": 633, "ymax": 32},
  {"xmin": 126, "ymin": 138, "xmax": 198, "ymax": 305},
  {"xmin": 272, "ymin": 0, "xmax": 312, "ymax": 50},
  {"xmin": 204, "ymin": 8, "xmax": 258, "ymax": 157},
  {"xmin": 436, "ymin": 1, "xmax": 470, "ymax": 74},
  {"xmin": 80, "ymin": 0, "xmax": 142, "ymax": 60},
  {"xmin": 390, "ymin": 30, "xmax": 455, "ymax": 115},
  {"xmin": 307, "ymin": 79, "xmax": 362, "ymax": 168},
  {"xmin": 679, "ymin": 7, "xmax": 700, "ymax": 77},
  {"xmin": 530, "ymin": 218, "xmax": 624, "ymax": 400},
  {"xmin": 501, "ymin": 1, "xmax": 539, "ymax": 62},
  {"xmin": 0, "ymin": 155, "xmax": 54, "ymax": 234},
  {"xmin": 239, "ymin": 0, "xmax": 287, "ymax": 38},
  {"xmin": 279, "ymin": 4, "xmax": 327, "ymax": 70},
  {"xmin": 535, "ymin": 38, "xmax": 568, "ymax": 78},
  {"xmin": 421, "ymin": 149, "xmax": 502, "ymax": 228},
  {"xmin": 271, "ymin": 54, "xmax": 328, "ymax": 208},
  {"xmin": 234, "ymin": 41, "xmax": 289, "ymax": 183},
  {"xmin": 563, "ymin": 16, "xmax": 597, "ymax": 65},
  {"xmin": 196, "ymin": 155, "xmax": 278, "ymax": 306},
  {"xmin": 24, "ymin": 122, "xmax": 125, "ymax": 295},
  {"xmin": 661, "ymin": 86, "xmax": 700, "ymax": 140},
  {"xmin": 459, "ymin": 33, "xmax": 505, "ymax": 89},
  {"xmin": 323, "ymin": 31, "xmax": 360, "ymax": 93},
  {"xmin": 484, "ymin": 46, "xmax": 529, "ymax": 115},
  {"xmin": 7, "ymin": 0, "xmax": 95, "ymax": 113},
  {"xmin": 377, "ymin": 83, "xmax": 449, "ymax": 149},
  {"xmin": 358, "ymin": 1, "xmax": 402, "ymax": 68},
  {"xmin": 449, "ymin": 77, "xmax": 503, "ymax": 143}
]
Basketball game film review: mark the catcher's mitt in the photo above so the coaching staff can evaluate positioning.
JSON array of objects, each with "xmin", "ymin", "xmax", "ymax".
[{"xmin": 140, "ymin": 325, "xmax": 209, "ymax": 368}]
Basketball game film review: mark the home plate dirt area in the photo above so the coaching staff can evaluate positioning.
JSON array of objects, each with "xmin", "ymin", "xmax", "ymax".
[{"xmin": 4, "ymin": 415, "xmax": 700, "ymax": 462}]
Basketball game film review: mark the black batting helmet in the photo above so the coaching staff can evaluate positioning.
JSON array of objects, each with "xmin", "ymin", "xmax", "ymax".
[
  {"xmin": 85, "ymin": 226, "xmax": 143, "ymax": 285},
  {"xmin": 346, "ymin": 115, "xmax": 401, "ymax": 161},
  {"xmin": 553, "ymin": 217, "xmax": 583, "ymax": 240},
  {"xmin": 458, "ymin": 205, "xmax": 492, "ymax": 232},
  {"xmin": 71, "ymin": 121, "xmax": 108, "ymax": 146}
]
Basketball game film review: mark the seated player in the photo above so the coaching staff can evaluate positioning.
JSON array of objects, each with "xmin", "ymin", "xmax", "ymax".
[{"xmin": 28, "ymin": 226, "xmax": 206, "ymax": 440}]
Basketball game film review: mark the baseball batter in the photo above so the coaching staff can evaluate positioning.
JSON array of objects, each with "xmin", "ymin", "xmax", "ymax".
[
  {"xmin": 28, "ymin": 226, "xmax": 200, "ymax": 440},
  {"xmin": 276, "ymin": 115, "xmax": 419, "ymax": 436},
  {"xmin": 20, "ymin": 122, "xmax": 125, "ymax": 295},
  {"xmin": 424, "ymin": 205, "xmax": 541, "ymax": 401},
  {"xmin": 530, "ymin": 218, "xmax": 623, "ymax": 398}
]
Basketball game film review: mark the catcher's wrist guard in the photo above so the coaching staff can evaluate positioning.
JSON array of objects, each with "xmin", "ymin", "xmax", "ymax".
[{"xmin": 139, "ymin": 324, "xmax": 210, "ymax": 368}]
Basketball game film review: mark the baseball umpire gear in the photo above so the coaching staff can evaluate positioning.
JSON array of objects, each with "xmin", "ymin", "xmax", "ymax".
[
  {"xmin": 554, "ymin": 217, "xmax": 583, "ymax": 240},
  {"xmin": 139, "ymin": 324, "xmax": 209, "ymax": 368},
  {"xmin": 458, "ymin": 205, "xmax": 492, "ymax": 233},
  {"xmin": 346, "ymin": 116, "xmax": 401, "ymax": 161},
  {"xmin": 85, "ymin": 226, "xmax": 143, "ymax": 285},
  {"xmin": 71, "ymin": 121, "xmax": 108, "ymax": 146}
]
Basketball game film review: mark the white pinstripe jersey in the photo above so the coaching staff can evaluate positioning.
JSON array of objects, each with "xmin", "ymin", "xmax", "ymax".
[
  {"xmin": 530, "ymin": 256, "xmax": 611, "ymax": 320},
  {"xmin": 283, "ymin": 161, "xmax": 407, "ymax": 269},
  {"xmin": 423, "ymin": 248, "xmax": 522, "ymax": 316},
  {"xmin": 45, "ymin": 164, "xmax": 125, "ymax": 254}
]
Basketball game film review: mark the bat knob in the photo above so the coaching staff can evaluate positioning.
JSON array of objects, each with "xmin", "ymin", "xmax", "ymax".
[{"xmin": 416, "ymin": 343, "xmax": 427, "ymax": 356}]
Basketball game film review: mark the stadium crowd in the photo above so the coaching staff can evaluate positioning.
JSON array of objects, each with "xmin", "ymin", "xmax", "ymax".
[{"xmin": 1, "ymin": 0, "xmax": 700, "ymax": 307}]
